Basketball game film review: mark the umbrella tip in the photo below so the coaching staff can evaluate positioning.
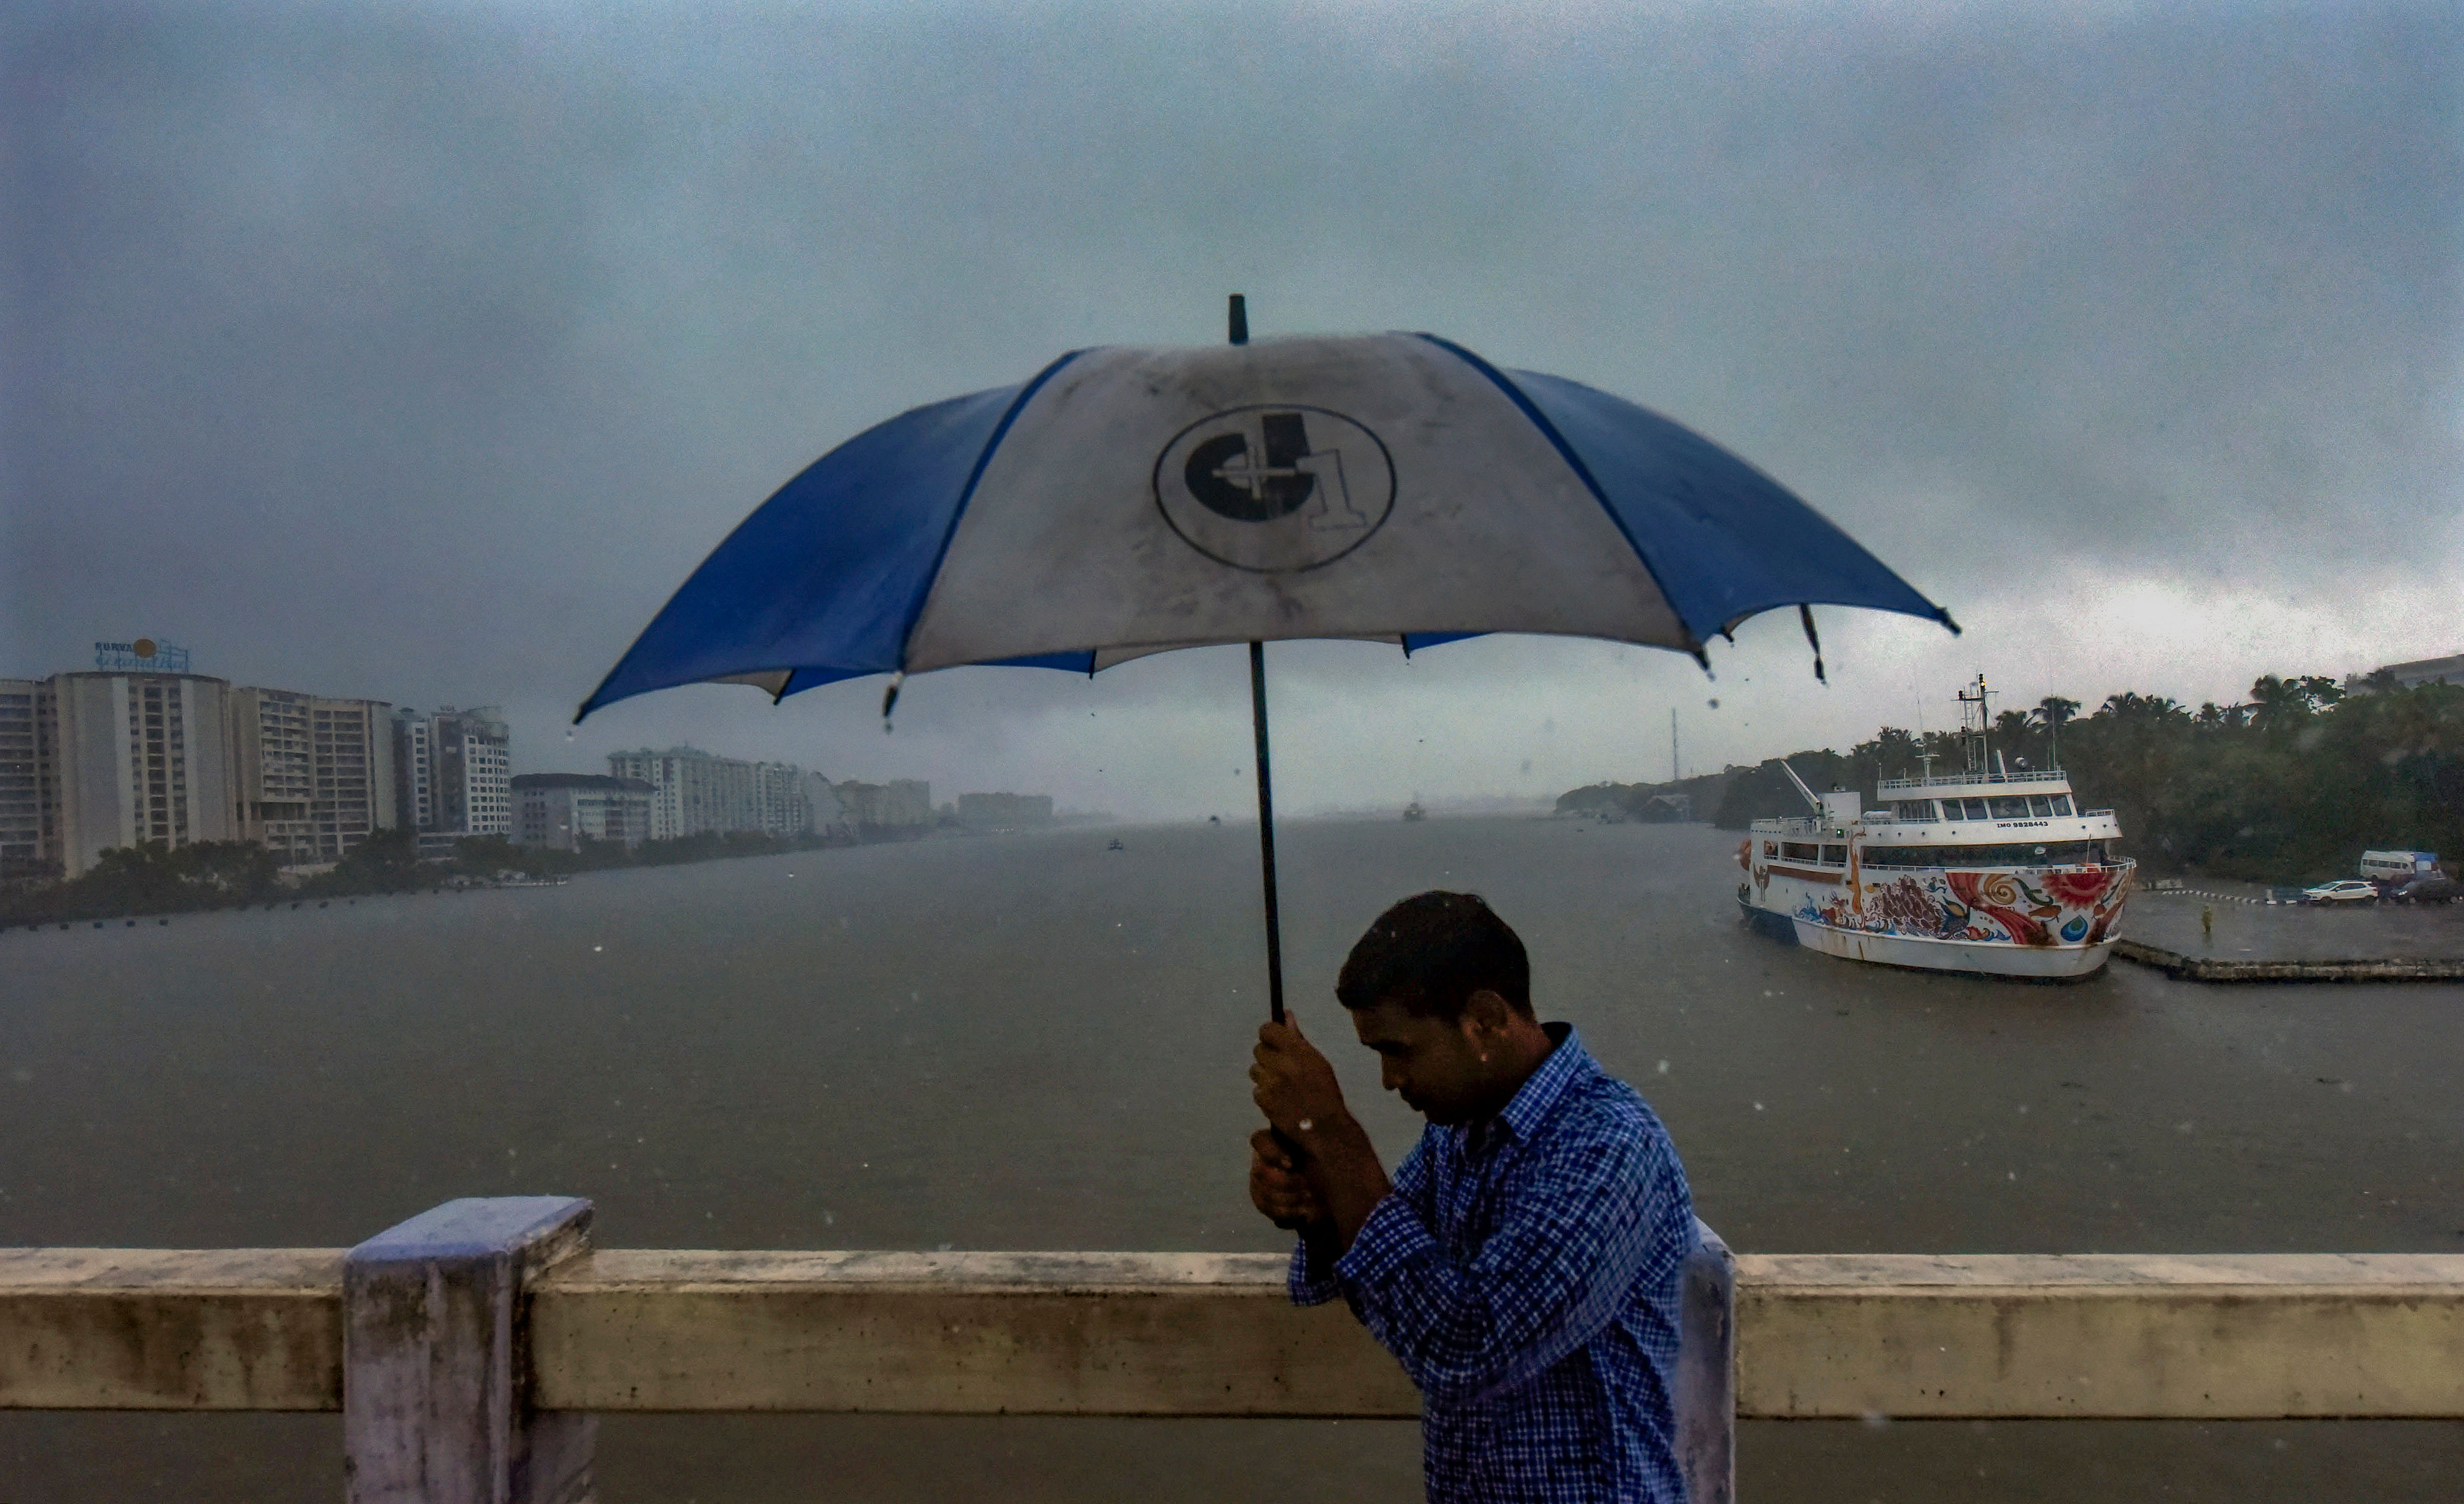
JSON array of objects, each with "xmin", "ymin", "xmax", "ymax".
[{"xmin": 1228, "ymin": 294, "xmax": 1248, "ymax": 346}]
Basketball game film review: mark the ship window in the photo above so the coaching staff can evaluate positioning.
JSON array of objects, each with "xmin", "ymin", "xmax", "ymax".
[
  {"xmin": 1782, "ymin": 842, "xmax": 1819, "ymax": 862},
  {"xmin": 1762, "ymin": 841, "xmax": 1777, "ymax": 856},
  {"xmin": 1897, "ymin": 799, "xmax": 1938, "ymax": 821},
  {"xmin": 2026, "ymin": 795, "xmax": 2053, "ymax": 817},
  {"xmin": 1989, "ymin": 796, "xmax": 2030, "ymax": 819},
  {"xmin": 1821, "ymin": 845, "xmax": 1846, "ymax": 865},
  {"xmin": 2051, "ymin": 794, "xmax": 2075, "ymax": 816}
]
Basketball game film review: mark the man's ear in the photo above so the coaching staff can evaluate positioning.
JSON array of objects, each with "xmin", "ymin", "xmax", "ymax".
[{"xmin": 1461, "ymin": 988, "xmax": 1513, "ymax": 1040}]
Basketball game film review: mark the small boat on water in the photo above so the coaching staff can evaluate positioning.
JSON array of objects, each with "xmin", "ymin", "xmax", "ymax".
[
  {"xmin": 1737, "ymin": 676, "xmax": 2135, "ymax": 979},
  {"xmin": 1402, "ymin": 801, "xmax": 1427, "ymax": 823}
]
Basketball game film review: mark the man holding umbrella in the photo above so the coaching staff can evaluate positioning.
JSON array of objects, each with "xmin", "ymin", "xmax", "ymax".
[
  {"xmin": 575, "ymin": 305, "xmax": 1942, "ymax": 1498},
  {"xmin": 1249, "ymin": 891, "xmax": 1697, "ymax": 1504}
]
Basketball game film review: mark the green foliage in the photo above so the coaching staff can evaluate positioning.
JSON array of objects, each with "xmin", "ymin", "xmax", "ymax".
[
  {"xmin": 1554, "ymin": 769, "xmax": 1734, "ymax": 822},
  {"xmin": 1712, "ymin": 678, "xmax": 2464, "ymax": 882},
  {"xmin": 0, "ymin": 838, "xmax": 282, "ymax": 924},
  {"xmin": 1, "ymin": 817, "xmax": 860, "ymax": 927}
]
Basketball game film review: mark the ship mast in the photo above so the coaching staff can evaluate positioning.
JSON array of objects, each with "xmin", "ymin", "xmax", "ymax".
[{"xmin": 1957, "ymin": 675, "xmax": 1993, "ymax": 780}]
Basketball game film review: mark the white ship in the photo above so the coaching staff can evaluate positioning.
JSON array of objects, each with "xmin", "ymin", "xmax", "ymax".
[{"xmin": 1737, "ymin": 676, "xmax": 2135, "ymax": 979}]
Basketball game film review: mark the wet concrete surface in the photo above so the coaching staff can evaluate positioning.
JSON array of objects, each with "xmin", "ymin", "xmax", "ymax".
[{"xmin": 2128, "ymin": 883, "xmax": 2464, "ymax": 962}]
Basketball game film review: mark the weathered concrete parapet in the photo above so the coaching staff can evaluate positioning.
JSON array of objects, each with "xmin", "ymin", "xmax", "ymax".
[
  {"xmin": 528, "ymin": 1248, "xmax": 1418, "ymax": 1415},
  {"xmin": 1736, "ymin": 1251, "xmax": 2464, "ymax": 1419},
  {"xmin": 0, "ymin": 1247, "xmax": 342, "ymax": 1409},
  {"xmin": 344, "ymin": 1197, "xmax": 596, "ymax": 1504},
  {"xmin": 1676, "ymin": 1219, "xmax": 1737, "ymax": 1504}
]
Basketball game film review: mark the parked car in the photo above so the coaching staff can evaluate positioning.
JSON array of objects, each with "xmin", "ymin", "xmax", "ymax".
[
  {"xmin": 2302, "ymin": 879, "xmax": 2381, "ymax": 905},
  {"xmin": 2389, "ymin": 872, "xmax": 2462, "ymax": 905}
]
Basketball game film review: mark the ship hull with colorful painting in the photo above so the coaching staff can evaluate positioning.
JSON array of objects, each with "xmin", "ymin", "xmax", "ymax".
[{"xmin": 1735, "ymin": 684, "xmax": 2134, "ymax": 979}]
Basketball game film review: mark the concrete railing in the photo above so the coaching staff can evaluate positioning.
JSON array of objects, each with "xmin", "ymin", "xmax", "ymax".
[{"xmin": 7, "ymin": 1198, "xmax": 2463, "ymax": 1502}]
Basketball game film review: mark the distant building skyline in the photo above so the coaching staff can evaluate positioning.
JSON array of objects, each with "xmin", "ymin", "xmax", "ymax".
[
  {"xmin": 606, "ymin": 745, "xmax": 846, "ymax": 842},
  {"xmin": 956, "ymin": 791, "xmax": 1053, "ymax": 830},
  {"xmin": 512, "ymin": 772, "xmax": 654, "ymax": 851}
]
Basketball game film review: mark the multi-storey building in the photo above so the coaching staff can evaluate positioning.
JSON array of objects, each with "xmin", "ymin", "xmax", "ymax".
[
  {"xmin": 392, "ymin": 706, "xmax": 511, "ymax": 843},
  {"xmin": 10, "ymin": 650, "xmax": 414, "ymax": 879},
  {"xmin": 0, "ymin": 678, "xmax": 53, "ymax": 878},
  {"xmin": 798, "ymin": 771, "xmax": 850, "ymax": 838},
  {"xmin": 230, "ymin": 689, "xmax": 397, "ymax": 864},
  {"xmin": 835, "ymin": 778, "xmax": 933, "ymax": 832},
  {"xmin": 43, "ymin": 671, "xmax": 240, "ymax": 877},
  {"xmin": 956, "ymin": 792, "xmax": 1054, "ymax": 830},
  {"xmin": 392, "ymin": 709, "xmax": 434, "ymax": 831},
  {"xmin": 607, "ymin": 746, "xmax": 847, "ymax": 841},
  {"xmin": 511, "ymin": 773, "xmax": 655, "ymax": 851}
]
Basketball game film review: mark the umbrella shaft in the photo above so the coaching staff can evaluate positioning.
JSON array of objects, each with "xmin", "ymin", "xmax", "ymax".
[{"xmin": 1249, "ymin": 641, "xmax": 1286, "ymax": 1023}]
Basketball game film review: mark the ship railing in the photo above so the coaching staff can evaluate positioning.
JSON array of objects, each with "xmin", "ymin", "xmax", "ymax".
[
  {"xmin": 1876, "ymin": 769, "xmax": 2070, "ymax": 792},
  {"xmin": 1751, "ymin": 816, "xmax": 1828, "ymax": 836},
  {"xmin": 9, "ymin": 1197, "xmax": 2462, "ymax": 1503}
]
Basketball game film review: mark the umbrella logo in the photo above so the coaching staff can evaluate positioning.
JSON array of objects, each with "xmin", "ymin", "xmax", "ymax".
[{"xmin": 1154, "ymin": 406, "xmax": 1395, "ymax": 573}]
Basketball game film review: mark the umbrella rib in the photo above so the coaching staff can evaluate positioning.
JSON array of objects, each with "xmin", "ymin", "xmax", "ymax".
[{"xmin": 892, "ymin": 349, "xmax": 1087, "ymax": 676}]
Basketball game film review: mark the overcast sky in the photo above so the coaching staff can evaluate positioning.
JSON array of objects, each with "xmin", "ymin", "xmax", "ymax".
[{"xmin": 5, "ymin": 1, "xmax": 2456, "ymax": 818}]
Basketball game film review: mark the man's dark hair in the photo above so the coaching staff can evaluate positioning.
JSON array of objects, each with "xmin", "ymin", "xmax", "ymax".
[{"xmin": 1336, "ymin": 891, "xmax": 1532, "ymax": 1021}]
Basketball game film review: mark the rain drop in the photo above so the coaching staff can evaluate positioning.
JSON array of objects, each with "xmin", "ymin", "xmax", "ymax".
[
  {"xmin": 593, "ymin": 945, "xmax": 603, "ymax": 953},
  {"xmin": 1753, "ymin": 1102, "xmax": 1764, "ymax": 1111},
  {"xmin": 1707, "ymin": 699, "xmax": 1720, "ymax": 710},
  {"xmin": 1656, "ymin": 1060, "xmax": 1669, "ymax": 1074}
]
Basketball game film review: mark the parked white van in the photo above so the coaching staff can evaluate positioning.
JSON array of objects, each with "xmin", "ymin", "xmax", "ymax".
[{"xmin": 2359, "ymin": 849, "xmax": 2439, "ymax": 883}]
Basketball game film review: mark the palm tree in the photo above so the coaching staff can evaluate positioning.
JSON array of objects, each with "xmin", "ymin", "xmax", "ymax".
[{"xmin": 2032, "ymin": 695, "xmax": 2081, "ymax": 767}]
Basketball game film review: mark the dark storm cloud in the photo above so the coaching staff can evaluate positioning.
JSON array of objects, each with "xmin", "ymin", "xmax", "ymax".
[{"xmin": 4, "ymin": 2, "xmax": 2456, "ymax": 811}]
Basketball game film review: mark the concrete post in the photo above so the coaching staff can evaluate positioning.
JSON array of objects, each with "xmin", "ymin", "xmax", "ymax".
[
  {"xmin": 1675, "ymin": 1218, "xmax": 1737, "ymax": 1504},
  {"xmin": 344, "ymin": 1197, "xmax": 596, "ymax": 1504}
]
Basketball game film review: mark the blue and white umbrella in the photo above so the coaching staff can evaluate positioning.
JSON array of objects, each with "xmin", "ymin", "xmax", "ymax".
[{"xmin": 579, "ymin": 303, "xmax": 1955, "ymax": 1015}]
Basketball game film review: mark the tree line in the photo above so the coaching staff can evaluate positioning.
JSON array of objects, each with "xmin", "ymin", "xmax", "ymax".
[
  {"xmin": 0, "ymin": 823, "xmax": 857, "ymax": 928},
  {"xmin": 1708, "ymin": 675, "xmax": 2464, "ymax": 881}
]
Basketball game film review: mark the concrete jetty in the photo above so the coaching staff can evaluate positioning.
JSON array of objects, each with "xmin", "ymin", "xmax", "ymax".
[{"xmin": 2113, "ymin": 939, "xmax": 2464, "ymax": 983}]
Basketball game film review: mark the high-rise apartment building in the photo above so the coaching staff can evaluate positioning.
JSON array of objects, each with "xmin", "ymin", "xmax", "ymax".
[
  {"xmin": 956, "ymin": 792, "xmax": 1054, "ymax": 830},
  {"xmin": 834, "ymin": 778, "xmax": 933, "ymax": 832},
  {"xmin": 42, "ymin": 671, "xmax": 240, "ymax": 877},
  {"xmin": 229, "ymin": 689, "xmax": 397, "ymax": 863},
  {"xmin": 392, "ymin": 706, "xmax": 511, "ymax": 841},
  {"xmin": 0, "ymin": 678, "xmax": 54, "ymax": 878},
  {"xmin": 606, "ymin": 747, "xmax": 843, "ymax": 841},
  {"xmin": 10, "ymin": 651, "xmax": 411, "ymax": 879},
  {"xmin": 511, "ymin": 774, "xmax": 656, "ymax": 851},
  {"xmin": 393, "ymin": 710, "xmax": 434, "ymax": 830}
]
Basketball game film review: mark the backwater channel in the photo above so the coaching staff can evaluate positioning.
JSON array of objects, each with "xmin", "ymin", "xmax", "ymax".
[{"xmin": 4, "ymin": 817, "xmax": 2459, "ymax": 1500}]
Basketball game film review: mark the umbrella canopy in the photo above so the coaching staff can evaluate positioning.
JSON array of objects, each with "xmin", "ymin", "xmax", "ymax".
[{"xmin": 576, "ymin": 331, "xmax": 1951, "ymax": 719}]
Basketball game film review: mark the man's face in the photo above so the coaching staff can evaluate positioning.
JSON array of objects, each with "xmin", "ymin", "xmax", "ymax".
[{"xmin": 1348, "ymin": 994, "xmax": 1491, "ymax": 1125}]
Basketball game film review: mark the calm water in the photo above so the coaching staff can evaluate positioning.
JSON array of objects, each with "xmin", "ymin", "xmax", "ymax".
[{"xmin": 5, "ymin": 818, "xmax": 2459, "ymax": 1499}]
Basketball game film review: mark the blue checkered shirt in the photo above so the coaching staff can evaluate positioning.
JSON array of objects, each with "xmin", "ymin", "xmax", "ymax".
[{"xmin": 1290, "ymin": 1024, "xmax": 1695, "ymax": 1503}]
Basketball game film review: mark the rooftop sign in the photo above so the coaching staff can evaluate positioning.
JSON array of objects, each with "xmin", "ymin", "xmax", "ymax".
[{"xmin": 94, "ymin": 639, "xmax": 190, "ymax": 673}]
